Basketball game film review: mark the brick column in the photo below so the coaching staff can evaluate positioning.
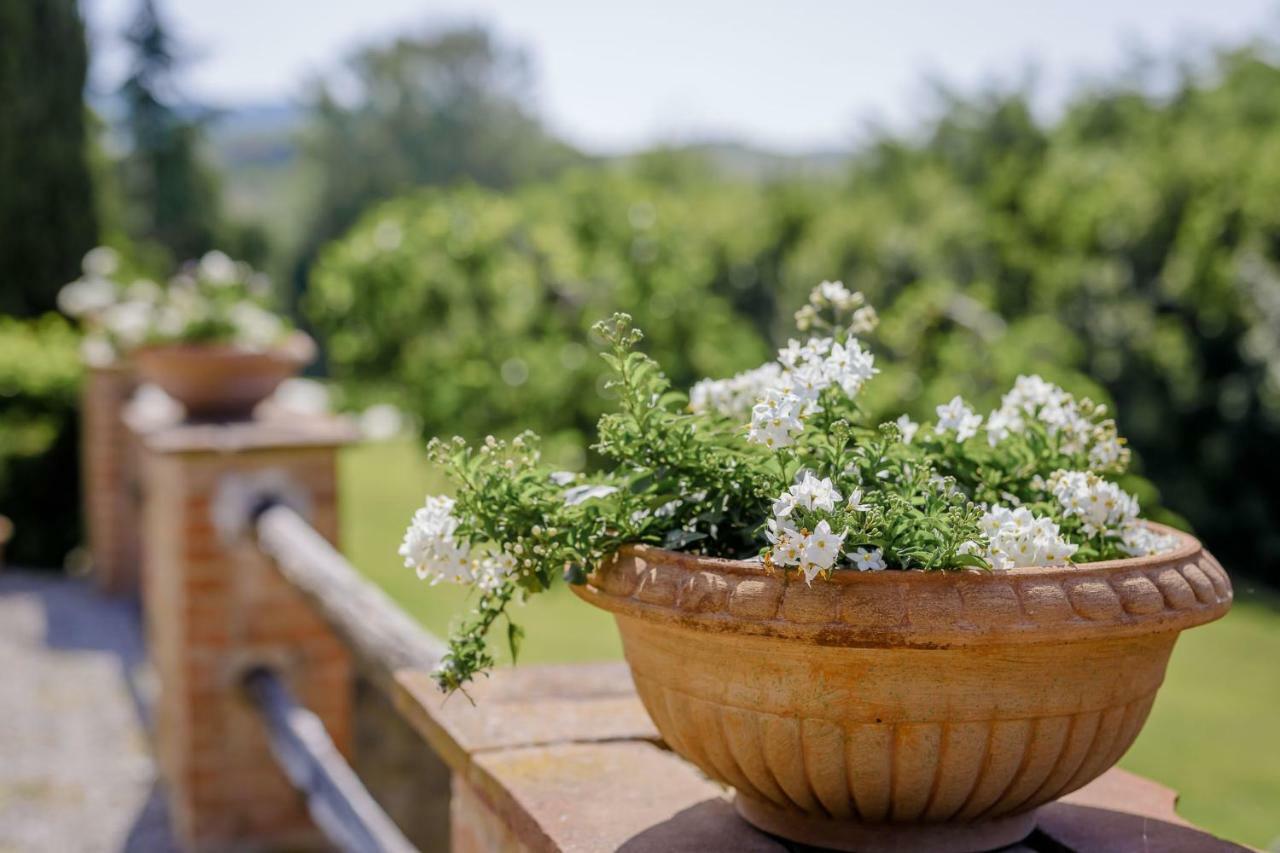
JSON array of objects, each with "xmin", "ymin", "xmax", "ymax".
[
  {"xmin": 138, "ymin": 416, "xmax": 358, "ymax": 851},
  {"xmin": 81, "ymin": 362, "xmax": 139, "ymax": 594}
]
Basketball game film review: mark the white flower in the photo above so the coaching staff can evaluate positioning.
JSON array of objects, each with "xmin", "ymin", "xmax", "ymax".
[
  {"xmin": 1045, "ymin": 469, "xmax": 1141, "ymax": 538},
  {"xmin": 849, "ymin": 305, "xmax": 879, "ymax": 335},
  {"xmin": 101, "ymin": 300, "xmax": 154, "ymax": 348},
  {"xmin": 82, "ymin": 246, "xmax": 120, "ymax": 278},
  {"xmin": 977, "ymin": 505, "xmax": 1078, "ymax": 570},
  {"xmin": 688, "ymin": 362, "xmax": 784, "ymax": 418},
  {"xmin": 846, "ymin": 488, "xmax": 871, "ymax": 512},
  {"xmin": 57, "ymin": 276, "xmax": 118, "ymax": 318},
  {"xmin": 778, "ymin": 336, "xmax": 833, "ymax": 370},
  {"xmin": 811, "ymin": 280, "xmax": 861, "ymax": 310},
  {"xmin": 935, "ymin": 396, "xmax": 983, "ymax": 442},
  {"xmin": 399, "ymin": 495, "xmax": 473, "ymax": 584},
  {"xmin": 475, "ymin": 551, "xmax": 516, "ymax": 592},
  {"xmin": 1087, "ymin": 430, "xmax": 1127, "ymax": 470},
  {"xmin": 747, "ymin": 389, "xmax": 806, "ymax": 448},
  {"xmin": 198, "ymin": 250, "xmax": 239, "ymax": 285},
  {"xmin": 851, "ymin": 546, "xmax": 887, "ymax": 571},
  {"xmin": 549, "ymin": 471, "xmax": 578, "ymax": 486},
  {"xmin": 229, "ymin": 302, "xmax": 284, "ymax": 350},
  {"xmin": 793, "ymin": 472, "xmax": 842, "ymax": 512},
  {"xmin": 895, "ymin": 414, "xmax": 919, "ymax": 444},
  {"xmin": 822, "ymin": 340, "xmax": 877, "ymax": 397},
  {"xmin": 984, "ymin": 409, "xmax": 1021, "ymax": 446},
  {"xmin": 1118, "ymin": 522, "xmax": 1179, "ymax": 557},
  {"xmin": 772, "ymin": 491, "xmax": 798, "ymax": 519},
  {"xmin": 765, "ymin": 519, "xmax": 805, "ymax": 567},
  {"xmin": 992, "ymin": 375, "xmax": 1128, "ymax": 469},
  {"xmin": 773, "ymin": 473, "xmax": 841, "ymax": 519},
  {"xmin": 800, "ymin": 521, "xmax": 845, "ymax": 582}
]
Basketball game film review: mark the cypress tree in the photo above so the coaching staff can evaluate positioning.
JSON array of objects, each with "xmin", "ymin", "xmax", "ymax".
[{"xmin": 0, "ymin": 0, "xmax": 98, "ymax": 317}]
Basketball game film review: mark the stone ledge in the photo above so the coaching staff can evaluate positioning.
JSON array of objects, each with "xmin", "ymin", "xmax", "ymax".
[
  {"xmin": 395, "ymin": 662, "xmax": 1249, "ymax": 852},
  {"xmin": 140, "ymin": 411, "xmax": 360, "ymax": 455},
  {"xmin": 394, "ymin": 663, "xmax": 659, "ymax": 774}
]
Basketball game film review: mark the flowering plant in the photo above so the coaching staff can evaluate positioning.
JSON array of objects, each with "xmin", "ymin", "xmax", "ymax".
[
  {"xmin": 57, "ymin": 247, "xmax": 291, "ymax": 362},
  {"xmin": 402, "ymin": 282, "xmax": 1178, "ymax": 691}
]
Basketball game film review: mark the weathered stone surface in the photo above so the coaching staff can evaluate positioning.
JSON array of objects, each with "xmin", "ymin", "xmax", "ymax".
[
  {"xmin": 396, "ymin": 655, "xmax": 1245, "ymax": 852},
  {"xmin": 394, "ymin": 663, "xmax": 659, "ymax": 774},
  {"xmin": 466, "ymin": 741, "xmax": 780, "ymax": 853},
  {"xmin": 141, "ymin": 409, "xmax": 359, "ymax": 455},
  {"xmin": 0, "ymin": 573, "xmax": 178, "ymax": 852}
]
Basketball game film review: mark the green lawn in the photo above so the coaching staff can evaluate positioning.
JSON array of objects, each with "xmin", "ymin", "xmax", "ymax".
[{"xmin": 340, "ymin": 439, "xmax": 1280, "ymax": 849}]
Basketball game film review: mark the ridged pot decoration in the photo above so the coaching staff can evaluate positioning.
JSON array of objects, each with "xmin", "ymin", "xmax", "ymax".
[
  {"xmin": 132, "ymin": 332, "xmax": 315, "ymax": 420},
  {"xmin": 573, "ymin": 523, "xmax": 1231, "ymax": 853}
]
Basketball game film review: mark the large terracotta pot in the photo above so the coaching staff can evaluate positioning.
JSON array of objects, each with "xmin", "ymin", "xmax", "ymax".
[
  {"xmin": 132, "ymin": 333, "xmax": 315, "ymax": 419},
  {"xmin": 573, "ymin": 524, "xmax": 1231, "ymax": 853}
]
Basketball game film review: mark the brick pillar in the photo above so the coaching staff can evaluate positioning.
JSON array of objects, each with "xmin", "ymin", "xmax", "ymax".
[
  {"xmin": 81, "ymin": 362, "xmax": 139, "ymax": 593},
  {"xmin": 138, "ymin": 416, "xmax": 358, "ymax": 851}
]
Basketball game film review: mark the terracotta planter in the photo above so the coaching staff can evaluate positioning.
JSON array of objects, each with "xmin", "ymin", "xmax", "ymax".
[
  {"xmin": 132, "ymin": 333, "xmax": 315, "ymax": 419},
  {"xmin": 573, "ymin": 524, "xmax": 1231, "ymax": 853}
]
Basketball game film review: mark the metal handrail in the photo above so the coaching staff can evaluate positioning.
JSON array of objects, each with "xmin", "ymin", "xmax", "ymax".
[
  {"xmin": 254, "ymin": 503, "xmax": 445, "ymax": 693},
  {"xmin": 247, "ymin": 501, "xmax": 451, "ymax": 851},
  {"xmin": 243, "ymin": 667, "xmax": 418, "ymax": 853}
]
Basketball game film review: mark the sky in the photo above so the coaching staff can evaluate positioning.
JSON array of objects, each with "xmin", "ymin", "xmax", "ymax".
[{"xmin": 83, "ymin": 0, "xmax": 1280, "ymax": 154}]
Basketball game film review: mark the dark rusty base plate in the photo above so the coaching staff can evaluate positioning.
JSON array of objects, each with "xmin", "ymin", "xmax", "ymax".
[{"xmin": 735, "ymin": 795, "xmax": 1038, "ymax": 853}]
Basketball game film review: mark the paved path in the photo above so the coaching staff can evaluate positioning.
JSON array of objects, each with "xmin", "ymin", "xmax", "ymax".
[{"xmin": 0, "ymin": 573, "xmax": 176, "ymax": 853}]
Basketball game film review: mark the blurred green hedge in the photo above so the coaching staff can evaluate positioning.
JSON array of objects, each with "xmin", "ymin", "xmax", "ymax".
[
  {"xmin": 0, "ymin": 314, "xmax": 82, "ymax": 565},
  {"xmin": 310, "ymin": 47, "xmax": 1280, "ymax": 581},
  {"xmin": 308, "ymin": 173, "xmax": 789, "ymax": 461}
]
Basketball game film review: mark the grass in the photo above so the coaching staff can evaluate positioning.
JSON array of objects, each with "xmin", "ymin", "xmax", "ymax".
[{"xmin": 340, "ymin": 438, "xmax": 1280, "ymax": 850}]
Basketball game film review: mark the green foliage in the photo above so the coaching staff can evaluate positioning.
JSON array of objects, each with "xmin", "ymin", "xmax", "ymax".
[
  {"xmin": 783, "ymin": 48, "xmax": 1280, "ymax": 577},
  {"xmin": 315, "ymin": 45, "xmax": 1280, "ymax": 582},
  {"xmin": 0, "ymin": 315, "xmax": 83, "ymax": 565},
  {"xmin": 294, "ymin": 25, "xmax": 585, "ymax": 301},
  {"xmin": 308, "ymin": 173, "xmax": 780, "ymax": 453},
  {"xmin": 0, "ymin": 0, "xmax": 98, "ymax": 317},
  {"xmin": 414, "ymin": 297, "xmax": 1161, "ymax": 690}
]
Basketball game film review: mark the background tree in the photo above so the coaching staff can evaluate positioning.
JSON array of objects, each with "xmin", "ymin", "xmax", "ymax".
[
  {"xmin": 118, "ymin": 0, "xmax": 223, "ymax": 265},
  {"xmin": 294, "ymin": 26, "xmax": 584, "ymax": 302},
  {"xmin": 0, "ymin": 0, "xmax": 97, "ymax": 317}
]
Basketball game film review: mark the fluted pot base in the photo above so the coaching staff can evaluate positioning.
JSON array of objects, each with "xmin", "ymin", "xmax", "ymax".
[{"xmin": 735, "ymin": 796, "xmax": 1037, "ymax": 853}]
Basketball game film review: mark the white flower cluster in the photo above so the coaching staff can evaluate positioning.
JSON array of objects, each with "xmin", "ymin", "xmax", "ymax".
[
  {"xmin": 1045, "ymin": 470, "xmax": 1137, "ymax": 537},
  {"xmin": 743, "ymin": 336, "xmax": 878, "ymax": 448},
  {"xmin": 935, "ymin": 396, "xmax": 984, "ymax": 442},
  {"xmin": 399, "ymin": 495, "xmax": 515, "ymax": 590},
  {"xmin": 690, "ymin": 283, "xmax": 879, "ymax": 449},
  {"xmin": 57, "ymin": 248, "xmax": 287, "ymax": 355},
  {"xmin": 972, "ymin": 505, "xmax": 1079, "ymax": 570},
  {"xmin": 771, "ymin": 472, "xmax": 842, "ymax": 518},
  {"xmin": 689, "ymin": 363, "xmax": 783, "ymax": 418},
  {"xmin": 1044, "ymin": 469, "xmax": 1176, "ymax": 557},
  {"xmin": 987, "ymin": 375, "xmax": 1128, "ymax": 468},
  {"xmin": 764, "ymin": 473, "xmax": 885, "ymax": 582},
  {"xmin": 795, "ymin": 280, "xmax": 879, "ymax": 334}
]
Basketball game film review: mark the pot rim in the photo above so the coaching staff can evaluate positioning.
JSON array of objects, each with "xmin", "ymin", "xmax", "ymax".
[{"xmin": 575, "ymin": 522, "xmax": 1232, "ymax": 647}]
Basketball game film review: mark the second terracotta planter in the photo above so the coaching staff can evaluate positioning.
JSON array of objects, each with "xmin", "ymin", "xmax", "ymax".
[
  {"xmin": 573, "ymin": 524, "xmax": 1231, "ymax": 853},
  {"xmin": 132, "ymin": 333, "xmax": 315, "ymax": 419}
]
